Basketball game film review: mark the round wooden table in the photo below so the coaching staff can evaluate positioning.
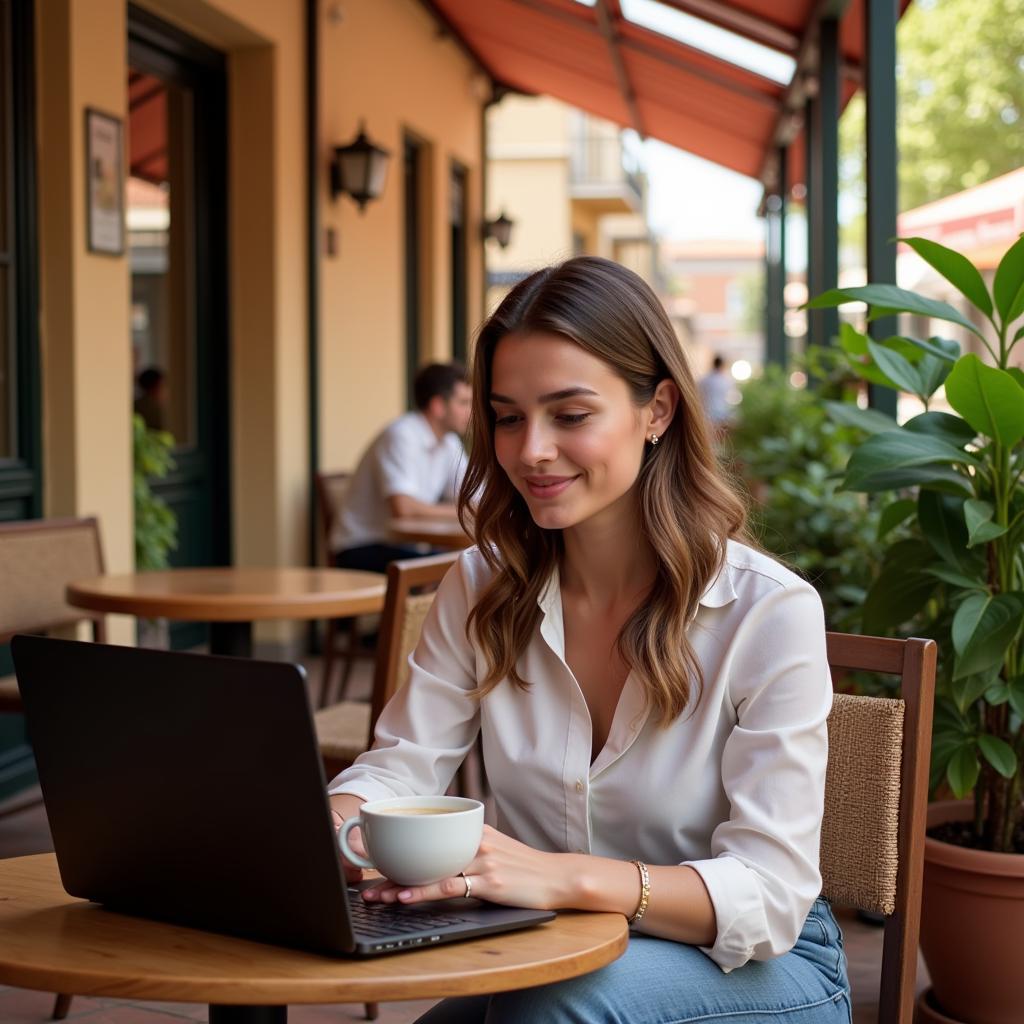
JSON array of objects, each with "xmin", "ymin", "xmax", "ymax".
[
  {"xmin": 0, "ymin": 854, "xmax": 628, "ymax": 1023},
  {"xmin": 388, "ymin": 518, "xmax": 472, "ymax": 550},
  {"xmin": 66, "ymin": 567, "xmax": 386, "ymax": 657}
]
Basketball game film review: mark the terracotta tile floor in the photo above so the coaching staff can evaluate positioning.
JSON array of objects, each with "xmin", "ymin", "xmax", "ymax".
[{"xmin": 0, "ymin": 652, "xmax": 926, "ymax": 1023}]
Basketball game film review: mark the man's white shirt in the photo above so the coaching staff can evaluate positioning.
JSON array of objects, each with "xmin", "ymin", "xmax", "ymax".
[{"xmin": 331, "ymin": 411, "xmax": 467, "ymax": 553}]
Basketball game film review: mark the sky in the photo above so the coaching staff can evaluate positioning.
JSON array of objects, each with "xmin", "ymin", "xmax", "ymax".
[{"xmin": 641, "ymin": 140, "xmax": 766, "ymax": 243}]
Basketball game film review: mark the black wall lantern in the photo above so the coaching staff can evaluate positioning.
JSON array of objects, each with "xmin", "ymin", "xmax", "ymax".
[
  {"xmin": 330, "ymin": 123, "xmax": 391, "ymax": 211},
  {"xmin": 483, "ymin": 210, "xmax": 515, "ymax": 248}
]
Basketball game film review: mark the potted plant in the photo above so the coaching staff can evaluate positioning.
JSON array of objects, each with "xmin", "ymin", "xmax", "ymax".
[
  {"xmin": 133, "ymin": 413, "xmax": 177, "ymax": 647},
  {"xmin": 728, "ymin": 348, "xmax": 895, "ymax": 634},
  {"xmin": 809, "ymin": 233, "xmax": 1024, "ymax": 1024}
]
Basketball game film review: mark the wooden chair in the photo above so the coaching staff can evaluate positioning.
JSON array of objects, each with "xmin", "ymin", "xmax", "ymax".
[
  {"xmin": 315, "ymin": 469, "xmax": 378, "ymax": 705},
  {"xmin": 0, "ymin": 516, "xmax": 108, "ymax": 718},
  {"xmin": 314, "ymin": 551, "xmax": 460, "ymax": 780},
  {"xmin": 0, "ymin": 516, "xmax": 107, "ymax": 1021},
  {"xmin": 314, "ymin": 551, "xmax": 458, "ymax": 1024},
  {"xmin": 822, "ymin": 632, "xmax": 937, "ymax": 1024}
]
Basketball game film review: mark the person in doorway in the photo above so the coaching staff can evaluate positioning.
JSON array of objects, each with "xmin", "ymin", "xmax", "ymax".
[
  {"xmin": 134, "ymin": 366, "xmax": 167, "ymax": 431},
  {"xmin": 698, "ymin": 354, "xmax": 735, "ymax": 435},
  {"xmin": 332, "ymin": 362, "xmax": 472, "ymax": 575},
  {"xmin": 327, "ymin": 258, "xmax": 848, "ymax": 1024}
]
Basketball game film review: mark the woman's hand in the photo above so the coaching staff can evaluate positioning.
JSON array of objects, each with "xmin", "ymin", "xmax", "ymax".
[{"xmin": 360, "ymin": 825, "xmax": 570, "ymax": 909}]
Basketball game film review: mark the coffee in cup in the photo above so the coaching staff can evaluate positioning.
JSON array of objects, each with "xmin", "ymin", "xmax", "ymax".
[{"xmin": 337, "ymin": 795, "xmax": 483, "ymax": 887}]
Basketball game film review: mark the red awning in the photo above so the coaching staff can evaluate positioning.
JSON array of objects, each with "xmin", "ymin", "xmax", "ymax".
[{"xmin": 428, "ymin": 0, "xmax": 911, "ymax": 186}]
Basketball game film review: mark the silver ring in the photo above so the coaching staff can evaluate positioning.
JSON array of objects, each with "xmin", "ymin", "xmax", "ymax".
[{"xmin": 460, "ymin": 871, "xmax": 472, "ymax": 898}]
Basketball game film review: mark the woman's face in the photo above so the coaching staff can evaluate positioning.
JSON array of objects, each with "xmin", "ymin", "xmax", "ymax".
[{"xmin": 490, "ymin": 332, "xmax": 658, "ymax": 532}]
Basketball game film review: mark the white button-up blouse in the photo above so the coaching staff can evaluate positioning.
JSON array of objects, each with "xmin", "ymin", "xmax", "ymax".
[{"xmin": 328, "ymin": 539, "xmax": 832, "ymax": 972}]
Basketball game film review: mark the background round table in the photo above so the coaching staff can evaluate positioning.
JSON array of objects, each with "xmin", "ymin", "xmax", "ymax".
[
  {"xmin": 388, "ymin": 518, "xmax": 472, "ymax": 550},
  {"xmin": 66, "ymin": 567, "xmax": 386, "ymax": 657},
  {"xmin": 0, "ymin": 854, "xmax": 629, "ymax": 1023}
]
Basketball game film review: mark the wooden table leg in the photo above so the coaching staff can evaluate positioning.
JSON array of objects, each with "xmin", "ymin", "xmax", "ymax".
[
  {"xmin": 209, "ymin": 621, "xmax": 253, "ymax": 657},
  {"xmin": 208, "ymin": 1006, "xmax": 287, "ymax": 1023}
]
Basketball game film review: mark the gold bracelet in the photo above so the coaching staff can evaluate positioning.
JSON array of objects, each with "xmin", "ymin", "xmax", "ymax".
[{"xmin": 628, "ymin": 860, "xmax": 650, "ymax": 925}]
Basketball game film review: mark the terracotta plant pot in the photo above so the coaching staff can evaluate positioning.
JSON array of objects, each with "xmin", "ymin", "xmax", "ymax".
[
  {"xmin": 916, "ymin": 988, "xmax": 966, "ymax": 1023},
  {"xmin": 919, "ymin": 800, "xmax": 1024, "ymax": 1024}
]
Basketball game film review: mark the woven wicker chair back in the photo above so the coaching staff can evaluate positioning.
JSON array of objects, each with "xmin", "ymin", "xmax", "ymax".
[
  {"xmin": 821, "ymin": 691, "xmax": 905, "ymax": 915},
  {"xmin": 393, "ymin": 593, "xmax": 437, "ymax": 695},
  {"xmin": 0, "ymin": 518, "xmax": 105, "ymax": 642},
  {"xmin": 314, "ymin": 471, "xmax": 352, "ymax": 565}
]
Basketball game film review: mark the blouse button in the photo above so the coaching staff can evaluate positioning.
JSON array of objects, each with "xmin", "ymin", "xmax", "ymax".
[{"xmin": 575, "ymin": 778, "xmax": 585, "ymax": 793}]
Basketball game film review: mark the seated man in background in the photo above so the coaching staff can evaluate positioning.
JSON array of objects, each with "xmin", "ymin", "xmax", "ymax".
[{"xmin": 332, "ymin": 362, "xmax": 472, "ymax": 575}]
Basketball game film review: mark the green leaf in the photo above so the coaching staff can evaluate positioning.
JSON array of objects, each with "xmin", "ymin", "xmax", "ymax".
[
  {"xmin": 845, "ymin": 463, "xmax": 974, "ymax": 496},
  {"xmin": 862, "ymin": 541, "xmax": 935, "ymax": 634},
  {"xmin": 964, "ymin": 499, "xmax": 1009, "ymax": 547},
  {"xmin": 1008, "ymin": 367, "xmax": 1024, "ymax": 390},
  {"xmin": 908, "ymin": 336, "xmax": 961, "ymax": 363},
  {"xmin": 1008, "ymin": 677, "xmax": 1024, "ymax": 720},
  {"xmin": 877, "ymin": 498, "xmax": 917, "ymax": 540},
  {"xmin": 838, "ymin": 321, "xmax": 870, "ymax": 355},
  {"xmin": 947, "ymin": 745, "xmax": 980, "ymax": 797},
  {"xmin": 919, "ymin": 491, "xmax": 972, "ymax": 569},
  {"xmin": 952, "ymin": 669, "xmax": 1000, "ymax": 715},
  {"xmin": 901, "ymin": 237, "xmax": 993, "ymax": 317},
  {"xmin": 953, "ymin": 592, "xmax": 990, "ymax": 655},
  {"xmin": 917, "ymin": 354, "xmax": 953, "ymax": 399},
  {"xmin": 837, "ymin": 324, "xmax": 899, "ymax": 387},
  {"xmin": 923, "ymin": 566, "xmax": 988, "ymax": 591},
  {"xmin": 807, "ymin": 284, "xmax": 985, "ymax": 339},
  {"xmin": 845, "ymin": 431, "xmax": 978, "ymax": 494},
  {"xmin": 824, "ymin": 401, "xmax": 896, "ymax": 435},
  {"xmin": 903, "ymin": 412, "xmax": 977, "ymax": 447},
  {"xmin": 978, "ymin": 734, "xmax": 1017, "ymax": 778},
  {"xmin": 944, "ymin": 354, "xmax": 1024, "ymax": 446},
  {"xmin": 867, "ymin": 338, "xmax": 925, "ymax": 396},
  {"xmin": 993, "ymin": 233, "xmax": 1024, "ymax": 324},
  {"xmin": 1007, "ymin": 278, "xmax": 1024, "ymax": 327},
  {"xmin": 952, "ymin": 593, "xmax": 1024, "ymax": 679}
]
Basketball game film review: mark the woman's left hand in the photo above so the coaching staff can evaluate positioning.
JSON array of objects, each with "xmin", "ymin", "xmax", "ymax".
[{"xmin": 361, "ymin": 824, "xmax": 568, "ymax": 910}]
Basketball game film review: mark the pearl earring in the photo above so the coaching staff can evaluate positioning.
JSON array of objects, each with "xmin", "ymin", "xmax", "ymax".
[{"xmin": 649, "ymin": 433, "xmax": 660, "ymax": 446}]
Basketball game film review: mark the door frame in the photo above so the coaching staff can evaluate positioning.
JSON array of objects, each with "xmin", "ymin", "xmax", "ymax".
[{"xmin": 128, "ymin": 5, "xmax": 231, "ymax": 573}]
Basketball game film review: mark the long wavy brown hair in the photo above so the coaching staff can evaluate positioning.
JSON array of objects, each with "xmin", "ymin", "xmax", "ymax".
[{"xmin": 458, "ymin": 256, "xmax": 748, "ymax": 723}]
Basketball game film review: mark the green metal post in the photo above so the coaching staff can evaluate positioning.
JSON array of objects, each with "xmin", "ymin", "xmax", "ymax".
[
  {"xmin": 806, "ymin": 18, "xmax": 840, "ymax": 350},
  {"xmin": 765, "ymin": 146, "xmax": 788, "ymax": 368},
  {"xmin": 865, "ymin": 0, "xmax": 899, "ymax": 416}
]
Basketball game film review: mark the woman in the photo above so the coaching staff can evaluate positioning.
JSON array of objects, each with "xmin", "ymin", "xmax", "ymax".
[{"xmin": 328, "ymin": 257, "xmax": 850, "ymax": 1023}]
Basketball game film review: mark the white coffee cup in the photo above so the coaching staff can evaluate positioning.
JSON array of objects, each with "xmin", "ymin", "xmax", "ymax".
[{"xmin": 337, "ymin": 795, "xmax": 484, "ymax": 887}]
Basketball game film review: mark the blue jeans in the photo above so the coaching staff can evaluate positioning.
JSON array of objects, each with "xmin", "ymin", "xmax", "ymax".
[{"xmin": 414, "ymin": 898, "xmax": 851, "ymax": 1024}]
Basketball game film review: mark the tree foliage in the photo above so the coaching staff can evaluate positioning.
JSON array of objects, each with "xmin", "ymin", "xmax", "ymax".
[{"xmin": 840, "ymin": 0, "xmax": 1024, "ymax": 213}]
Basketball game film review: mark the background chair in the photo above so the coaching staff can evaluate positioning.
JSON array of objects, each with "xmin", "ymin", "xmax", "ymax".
[
  {"xmin": 821, "ymin": 632, "xmax": 936, "ymax": 1024},
  {"xmin": 314, "ymin": 470, "xmax": 377, "ymax": 704},
  {"xmin": 0, "ymin": 516, "xmax": 107, "ymax": 1020},
  {"xmin": 0, "ymin": 516, "xmax": 107, "ymax": 720},
  {"xmin": 314, "ymin": 551, "xmax": 459, "ymax": 781},
  {"xmin": 315, "ymin": 550, "xmax": 458, "ymax": 1024}
]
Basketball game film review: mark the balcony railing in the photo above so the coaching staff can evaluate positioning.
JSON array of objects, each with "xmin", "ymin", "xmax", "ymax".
[{"xmin": 569, "ymin": 136, "xmax": 643, "ymax": 205}]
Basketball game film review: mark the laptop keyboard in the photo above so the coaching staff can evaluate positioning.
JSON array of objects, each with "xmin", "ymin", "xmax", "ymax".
[{"xmin": 348, "ymin": 887, "xmax": 471, "ymax": 939}]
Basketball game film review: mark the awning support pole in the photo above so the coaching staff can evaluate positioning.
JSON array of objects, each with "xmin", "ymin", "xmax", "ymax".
[
  {"xmin": 865, "ymin": 0, "xmax": 899, "ymax": 416},
  {"xmin": 806, "ymin": 17, "xmax": 840, "ymax": 351},
  {"xmin": 765, "ymin": 146, "xmax": 789, "ymax": 368}
]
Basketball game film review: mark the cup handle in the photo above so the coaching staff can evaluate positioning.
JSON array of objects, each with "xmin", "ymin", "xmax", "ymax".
[{"xmin": 338, "ymin": 816, "xmax": 375, "ymax": 870}]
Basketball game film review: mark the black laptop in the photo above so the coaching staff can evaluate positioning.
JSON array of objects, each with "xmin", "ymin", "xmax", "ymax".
[{"xmin": 12, "ymin": 634, "xmax": 554, "ymax": 956}]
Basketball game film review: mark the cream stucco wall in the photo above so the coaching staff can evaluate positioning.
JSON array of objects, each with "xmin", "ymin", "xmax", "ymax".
[
  {"xmin": 318, "ymin": 0, "xmax": 485, "ymax": 472},
  {"xmin": 36, "ymin": 0, "xmax": 135, "ymax": 644},
  {"xmin": 31, "ymin": 0, "xmax": 486, "ymax": 654}
]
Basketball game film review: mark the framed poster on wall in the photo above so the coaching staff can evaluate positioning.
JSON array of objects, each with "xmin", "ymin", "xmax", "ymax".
[{"xmin": 85, "ymin": 107, "xmax": 124, "ymax": 255}]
